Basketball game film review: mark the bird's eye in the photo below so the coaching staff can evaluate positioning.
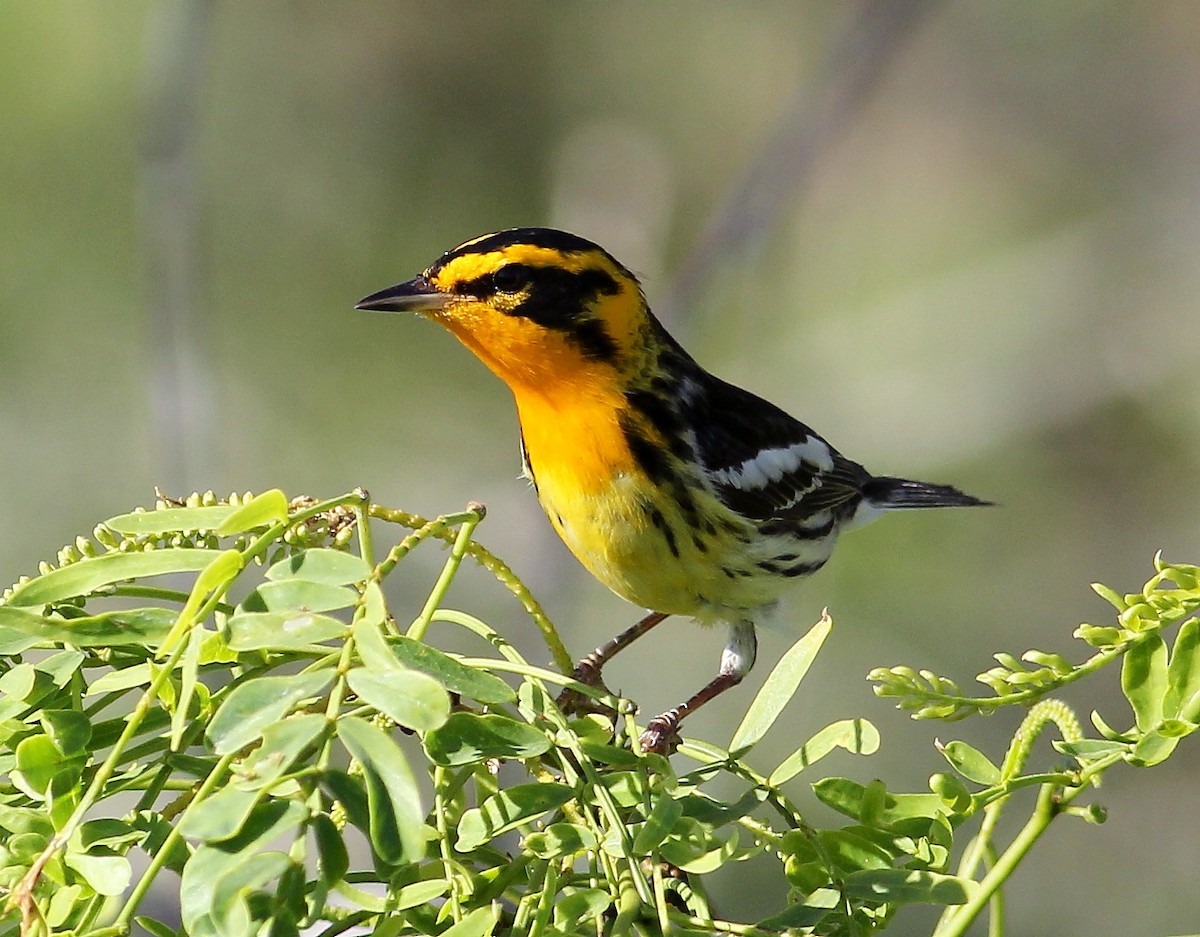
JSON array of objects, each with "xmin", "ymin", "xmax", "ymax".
[{"xmin": 492, "ymin": 265, "xmax": 529, "ymax": 294}]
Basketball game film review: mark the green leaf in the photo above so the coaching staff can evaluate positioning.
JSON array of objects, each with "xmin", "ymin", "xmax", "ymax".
[
  {"xmin": 1075, "ymin": 624, "xmax": 1123, "ymax": 647},
  {"xmin": 63, "ymin": 851, "xmax": 132, "ymax": 897},
  {"xmin": 577, "ymin": 739, "xmax": 642, "ymax": 769},
  {"xmin": 0, "ymin": 662, "xmax": 53, "ymax": 704},
  {"xmin": 591, "ymin": 770, "xmax": 650, "ymax": 809},
  {"xmin": 1122, "ymin": 635, "xmax": 1168, "ymax": 730},
  {"xmin": 1054, "ymin": 738, "xmax": 1128, "ymax": 762},
  {"xmin": 554, "ymin": 889, "xmax": 612, "ymax": 929},
  {"xmin": 45, "ymin": 884, "xmax": 85, "ymax": 929},
  {"xmin": 215, "ymin": 488, "xmax": 289, "ymax": 536},
  {"xmin": 678, "ymin": 788, "xmax": 766, "ymax": 828},
  {"xmin": 387, "ymin": 634, "xmax": 516, "ymax": 705},
  {"xmin": 631, "ymin": 793, "xmax": 684, "ymax": 855},
  {"xmin": 179, "ymin": 799, "xmax": 307, "ymax": 936},
  {"xmin": 680, "ymin": 829, "xmax": 757, "ymax": 874},
  {"xmin": 238, "ymin": 714, "xmax": 325, "ymax": 789},
  {"xmin": 730, "ymin": 613, "xmax": 830, "ymax": 752},
  {"xmin": 40, "ymin": 710, "xmax": 91, "ymax": 756},
  {"xmin": 181, "ymin": 787, "xmax": 262, "ymax": 842},
  {"xmin": 812, "ymin": 778, "xmax": 948, "ymax": 826},
  {"xmin": 756, "ymin": 888, "xmax": 840, "ymax": 930},
  {"xmin": 265, "ymin": 548, "xmax": 370, "ymax": 585},
  {"xmin": 319, "ymin": 770, "xmax": 370, "ymax": 838},
  {"xmin": 842, "ymin": 868, "xmax": 976, "ymax": 905},
  {"xmin": 524, "ymin": 823, "xmax": 598, "ymax": 859},
  {"xmin": 0, "ymin": 804, "xmax": 55, "ymax": 838},
  {"xmin": 393, "ymin": 879, "xmax": 451, "ymax": 910},
  {"xmin": 358, "ymin": 581, "xmax": 387, "ymax": 629},
  {"xmin": 336, "ymin": 716, "xmax": 425, "ymax": 865},
  {"xmin": 0, "ymin": 623, "xmax": 43, "ymax": 655},
  {"xmin": 424, "ymin": 712, "xmax": 551, "ymax": 766},
  {"xmin": 206, "ymin": 670, "xmax": 333, "ymax": 755},
  {"xmin": 87, "ymin": 663, "xmax": 153, "ymax": 696},
  {"xmin": 14, "ymin": 734, "xmax": 64, "ymax": 796},
  {"xmin": 0, "ymin": 606, "xmax": 178, "ymax": 648},
  {"xmin": 929, "ymin": 773, "xmax": 973, "ymax": 813},
  {"xmin": 1090, "ymin": 581, "xmax": 1128, "ymax": 610},
  {"xmin": 5, "ymin": 549, "xmax": 220, "ymax": 607},
  {"xmin": 105, "ymin": 506, "xmax": 237, "ymax": 535},
  {"xmin": 310, "ymin": 813, "xmax": 349, "ymax": 886},
  {"xmin": 160, "ymin": 550, "xmax": 243, "ymax": 654},
  {"xmin": 768, "ymin": 718, "xmax": 879, "ymax": 785},
  {"xmin": 77, "ymin": 819, "xmax": 143, "ymax": 851},
  {"xmin": 656, "ymin": 816, "xmax": 711, "ymax": 868},
  {"xmin": 937, "ymin": 740, "xmax": 1000, "ymax": 785},
  {"xmin": 1128, "ymin": 727, "xmax": 1182, "ymax": 767},
  {"xmin": 818, "ymin": 828, "xmax": 894, "ymax": 873},
  {"xmin": 241, "ymin": 580, "xmax": 357, "ymax": 614},
  {"xmin": 225, "ymin": 611, "xmax": 348, "ymax": 650},
  {"xmin": 1162, "ymin": 618, "xmax": 1200, "ymax": 720},
  {"xmin": 438, "ymin": 906, "xmax": 497, "ymax": 937},
  {"xmin": 456, "ymin": 783, "xmax": 575, "ymax": 851},
  {"xmin": 134, "ymin": 916, "xmax": 180, "ymax": 937},
  {"xmin": 346, "ymin": 667, "xmax": 450, "ymax": 731}
]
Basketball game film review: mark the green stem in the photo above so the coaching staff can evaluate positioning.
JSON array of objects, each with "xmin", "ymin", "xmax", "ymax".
[
  {"xmin": 902, "ymin": 627, "xmax": 1166, "ymax": 717},
  {"xmin": 354, "ymin": 492, "xmax": 375, "ymax": 567},
  {"xmin": 409, "ymin": 504, "xmax": 485, "ymax": 641},
  {"xmin": 985, "ymin": 843, "xmax": 1004, "ymax": 937},
  {"xmin": 526, "ymin": 859, "xmax": 559, "ymax": 937},
  {"xmin": 937, "ymin": 784, "xmax": 1061, "ymax": 937},
  {"xmin": 433, "ymin": 766, "xmax": 463, "ymax": 922},
  {"xmin": 114, "ymin": 751, "xmax": 237, "ymax": 928},
  {"xmin": 369, "ymin": 503, "xmax": 570, "ymax": 672},
  {"xmin": 6, "ymin": 636, "xmax": 190, "ymax": 917}
]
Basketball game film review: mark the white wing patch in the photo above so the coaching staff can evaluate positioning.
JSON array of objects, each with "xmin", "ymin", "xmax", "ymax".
[{"xmin": 710, "ymin": 437, "xmax": 834, "ymax": 492}]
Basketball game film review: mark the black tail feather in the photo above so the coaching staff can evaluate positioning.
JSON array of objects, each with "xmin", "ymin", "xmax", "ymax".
[{"xmin": 863, "ymin": 476, "xmax": 992, "ymax": 509}]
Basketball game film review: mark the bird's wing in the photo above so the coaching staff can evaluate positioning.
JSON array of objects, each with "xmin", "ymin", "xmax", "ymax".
[{"xmin": 690, "ymin": 376, "xmax": 867, "ymax": 521}]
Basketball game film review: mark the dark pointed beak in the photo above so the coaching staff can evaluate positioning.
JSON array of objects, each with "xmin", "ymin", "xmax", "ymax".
[{"xmin": 355, "ymin": 276, "xmax": 455, "ymax": 313}]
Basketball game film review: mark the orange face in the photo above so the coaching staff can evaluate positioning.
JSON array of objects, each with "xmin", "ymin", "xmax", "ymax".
[{"xmin": 356, "ymin": 228, "xmax": 656, "ymax": 494}]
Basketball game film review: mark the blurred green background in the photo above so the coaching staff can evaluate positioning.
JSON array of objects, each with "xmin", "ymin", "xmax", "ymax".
[{"xmin": 3, "ymin": 1, "xmax": 1198, "ymax": 932}]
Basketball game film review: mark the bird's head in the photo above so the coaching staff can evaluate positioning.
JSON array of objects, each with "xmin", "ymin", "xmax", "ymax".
[{"xmin": 357, "ymin": 228, "xmax": 650, "ymax": 396}]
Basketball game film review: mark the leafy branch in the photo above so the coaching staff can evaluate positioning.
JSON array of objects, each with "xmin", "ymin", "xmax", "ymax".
[
  {"xmin": 869, "ymin": 553, "xmax": 1200, "ymax": 722},
  {"xmin": 0, "ymin": 495, "xmax": 1195, "ymax": 937}
]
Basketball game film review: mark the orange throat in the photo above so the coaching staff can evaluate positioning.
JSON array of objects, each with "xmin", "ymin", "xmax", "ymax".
[
  {"xmin": 513, "ymin": 386, "xmax": 635, "ymax": 496},
  {"xmin": 434, "ymin": 307, "xmax": 638, "ymax": 496}
]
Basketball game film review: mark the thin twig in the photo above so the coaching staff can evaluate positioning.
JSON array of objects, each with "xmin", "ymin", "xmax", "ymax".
[
  {"xmin": 661, "ymin": 0, "xmax": 942, "ymax": 327},
  {"xmin": 140, "ymin": 0, "xmax": 214, "ymax": 489}
]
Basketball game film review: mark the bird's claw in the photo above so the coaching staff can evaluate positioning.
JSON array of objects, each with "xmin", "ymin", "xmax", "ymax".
[
  {"xmin": 638, "ymin": 712, "xmax": 682, "ymax": 756},
  {"xmin": 556, "ymin": 657, "xmax": 617, "ymax": 718}
]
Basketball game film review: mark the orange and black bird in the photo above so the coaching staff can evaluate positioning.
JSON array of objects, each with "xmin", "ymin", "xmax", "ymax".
[{"xmin": 358, "ymin": 227, "xmax": 987, "ymax": 753}]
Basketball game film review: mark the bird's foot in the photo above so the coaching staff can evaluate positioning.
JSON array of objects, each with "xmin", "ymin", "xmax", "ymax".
[
  {"xmin": 638, "ymin": 710, "xmax": 682, "ymax": 756},
  {"xmin": 556, "ymin": 655, "xmax": 617, "ymax": 718}
]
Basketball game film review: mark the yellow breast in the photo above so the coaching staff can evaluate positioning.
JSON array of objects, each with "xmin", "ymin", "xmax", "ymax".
[{"xmin": 514, "ymin": 389, "xmax": 704, "ymax": 615}]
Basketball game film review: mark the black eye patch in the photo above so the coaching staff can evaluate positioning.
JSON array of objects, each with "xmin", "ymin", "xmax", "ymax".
[
  {"xmin": 491, "ymin": 264, "xmax": 531, "ymax": 294},
  {"xmin": 451, "ymin": 263, "xmax": 622, "ymax": 362}
]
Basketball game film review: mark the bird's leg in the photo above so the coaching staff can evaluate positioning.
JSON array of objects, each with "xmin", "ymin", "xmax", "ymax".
[
  {"xmin": 557, "ymin": 611, "xmax": 670, "ymax": 714},
  {"xmin": 640, "ymin": 619, "xmax": 757, "ymax": 755}
]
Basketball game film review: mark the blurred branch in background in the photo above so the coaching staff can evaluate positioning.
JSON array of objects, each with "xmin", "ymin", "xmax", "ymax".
[
  {"xmin": 140, "ymin": 0, "xmax": 214, "ymax": 491},
  {"xmin": 662, "ymin": 0, "xmax": 942, "ymax": 328}
]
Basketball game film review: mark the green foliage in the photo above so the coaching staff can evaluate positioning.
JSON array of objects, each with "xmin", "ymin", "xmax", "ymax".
[{"xmin": 0, "ymin": 492, "xmax": 1195, "ymax": 937}]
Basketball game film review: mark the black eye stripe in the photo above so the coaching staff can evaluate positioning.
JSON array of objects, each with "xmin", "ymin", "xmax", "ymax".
[
  {"xmin": 452, "ymin": 263, "xmax": 622, "ymax": 362},
  {"xmin": 492, "ymin": 265, "xmax": 530, "ymax": 293}
]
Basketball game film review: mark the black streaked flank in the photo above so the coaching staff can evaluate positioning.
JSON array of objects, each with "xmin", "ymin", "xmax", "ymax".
[
  {"xmin": 782, "ymin": 559, "xmax": 826, "ymax": 578},
  {"xmin": 620, "ymin": 412, "xmax": 673, "ymax": 484},
  {"xmin": 647, "ymin": 506, "xmax": 680, "ymax": 558},
  {"xmin": 625, "ymin": 388, "xmax": 693, "ymax": 461}
]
